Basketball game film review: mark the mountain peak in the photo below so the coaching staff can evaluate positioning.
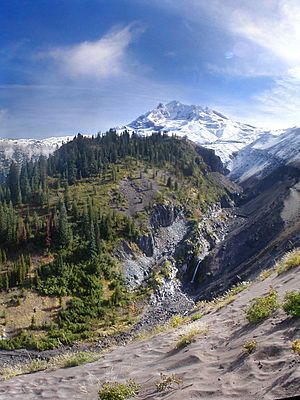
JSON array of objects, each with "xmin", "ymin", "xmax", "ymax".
[{"xmin": 126, "ymin": 101, "xmax": 273, "ymax": 163}]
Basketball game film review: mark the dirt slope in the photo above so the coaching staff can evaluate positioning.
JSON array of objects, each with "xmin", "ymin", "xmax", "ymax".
[{"xmin": 0, "ymin": 266, "xmax": 299, "ymax": 399}]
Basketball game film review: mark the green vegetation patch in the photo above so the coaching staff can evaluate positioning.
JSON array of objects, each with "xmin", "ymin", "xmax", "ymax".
[
  {"xmin": 62, "ymin": 351, "xmax": 100, "ymax": 368},
  {"xmin": 99, "ymin": 379, "xmax": 140, "ymax": 400},
  {"xmin": 246, "ymin": 287, "xmax": 279, "ymax": 323},
  {"xmin": 282, "ymin": 290, "xmax": 300, "ymax": 317}
]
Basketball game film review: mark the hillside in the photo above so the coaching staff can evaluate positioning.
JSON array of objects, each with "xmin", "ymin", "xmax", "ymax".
[
  {"xmin": 0, "ymin": 131, "xmax": 299, "ymax": 399},
  {"xmin": 0, "ymin": 254, "xmax": 299, "ymax": 399},
  {"xmin": 189, "ymin": 136, "xmax": 300, "ymax": 301},
  {"xmin": 0, "ymin": 131, "xmax": 231, "ymax": 352}
]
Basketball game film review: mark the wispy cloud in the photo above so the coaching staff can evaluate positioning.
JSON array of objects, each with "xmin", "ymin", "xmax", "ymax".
[
  {"xmin": 202, "ymin": 0, "xmax": 300, "ymax": 126},
  {"xmin": 44, "ymin": 24, "xmax": 142, "ymax": 80},
  {"xmin": 152, "ymin": 0, "xmax": 300, "ymax": 127},
  {"xmin": 0, "ymin": 20, "xmax": 185, "ymax": 138}
]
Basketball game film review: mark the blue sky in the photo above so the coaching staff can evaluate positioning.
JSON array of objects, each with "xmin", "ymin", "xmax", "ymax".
[{"xmin": 1, "ymin": 0, "xmax": 300, "ymax": 138}]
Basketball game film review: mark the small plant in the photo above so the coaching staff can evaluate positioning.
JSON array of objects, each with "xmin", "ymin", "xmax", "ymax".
[
  {"xmin": 169, "ymin": 315, "xmax": 185, "ymax": 328},
  {"xmin": 99, "ymin": 380, "xmax": 140, "ymax": 400},
  {"xmin": 175, "ymin": 328, "xmax": 206, "ymax": 350},
  {"xmin": 191, "ymin": 313, "xmax": 203, "ymax": 321},
  {"xmin": 30, "ymin": 315, "xmax": 36, "ymax": 329},
  {"xmin": 210, "ymin": 281, "xmax": 250, "ymax": 311},
  {"xmin": 155, "ymin": 373, "xmax": 182, "ymax": 392},
  {"xmin": 291, "ymin": 339, "xmax": 300, "ymax": 355},
  {"xmin": 246, "ymin": 287, "xmax": 279, "ymax": 323},
  {"xmin": 282, "ymin": 290, "xmax": 300, "ymax": 317},
  {"xmin": 275, "ymin": 249, "xmax": 300, "ymax": 275},
  {"xmin": 243, "ymin": 340, "xmax": 257, "ymax": 354}
]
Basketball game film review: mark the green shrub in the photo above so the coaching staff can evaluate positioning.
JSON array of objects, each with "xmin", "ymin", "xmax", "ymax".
[
  {"xmin": 246, "ymin": 287, "xmax": 279, "ymax": 323},
  {"xmin": 282, "ymin": 291, "xmax": 300, "ymax": 317},
  {"xmin": 99, "ymin": 380, "xmax": 140, "ymax": 400},
  {"xmin": 243, "ymin": 340, "xmax": 257, "ymax": 354},
  {"xmin": 191, "ymin": 313, "xmax": 203, "ymax": 321},
  {"xmin": 276, "ymin": 249, "xmax": 300, "ymax": 275}
]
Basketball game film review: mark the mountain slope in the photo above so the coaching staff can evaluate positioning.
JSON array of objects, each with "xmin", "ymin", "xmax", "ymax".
[
  {"xmin": 189, "ymin": 128, "xmax": 300, "ymax": 300},
  {"xmin": 0, "ymin": 131, "xmax": 232, "ymax": 351},
  {"xmin": 229, "ymin": 127, "xmax": 300, "ymax": 184},
  {"xmin": 126, "ymin": 101, "xmax": 278, "ymax": 163}
]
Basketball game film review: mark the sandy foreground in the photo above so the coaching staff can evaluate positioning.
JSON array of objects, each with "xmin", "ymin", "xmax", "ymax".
[{"xmin": 0, "ymin": 267, "xmax": 299, "ymax": 400}]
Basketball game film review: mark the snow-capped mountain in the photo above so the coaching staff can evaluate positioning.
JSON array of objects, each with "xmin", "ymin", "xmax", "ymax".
[
  {"xmin": 229, "ymin": 127, "xmax": 300, "ymax": 183},
  {"xmin": 0, "ymin": 136, "xmax": 73, "ymax": 178},
  {"xmin": 125, "ymin": 101, "xmax": 278, "ymax": 163},
  {"xmin": 0, "ymin": 100, "xmax": 292, "ymax": 180}
]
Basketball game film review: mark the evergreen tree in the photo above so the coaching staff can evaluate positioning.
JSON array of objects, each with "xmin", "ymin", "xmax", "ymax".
[
  {"xmin": 167, "ymin": 176, "xmax": 172, "ymax": 188},
  {"xmin": 7, "ymin": 162, "xmax": 21, "ymax": 205},
  {"xmin": 20, "ymin": 165, "xmax": 31, "ymax": 203},
  {"xmin": 4, "ymin": 272, "xmax": 9, "ymax": 291},
  {"xmin": 57, "ymin": 201, "xmax": 72, "ymax": 248}
]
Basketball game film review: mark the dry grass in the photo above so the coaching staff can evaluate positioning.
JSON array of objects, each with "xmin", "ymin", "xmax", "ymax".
[
  {"xmin": 0, "ymin": 290, "xmax": 62, "ymax": 334},
  {"xmin": 275, "ymin": 248, "xmax": 300, "ymax": 275},
  {"xmin": 0, "ymin": 350, "xmax": 102, "ymax": 381},
  {"xmin": 257, "ymin": 269, "xmax": 273, "ymax": 281},
  {"xmin": 1, "ymin": 359, "xmax": 49, "ymax": 380},
  {"xmin": 136, "ymin": 314, "xmax": 190, "ymax": 340},
  {"xmin": 194, "ymin": 281, "xmax": 250, "ymax": 314}
]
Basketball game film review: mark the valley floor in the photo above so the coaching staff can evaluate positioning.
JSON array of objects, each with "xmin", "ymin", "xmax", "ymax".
[{"xmin": 0, "ymin": 266, "xmax": 299, "ymax": 400}]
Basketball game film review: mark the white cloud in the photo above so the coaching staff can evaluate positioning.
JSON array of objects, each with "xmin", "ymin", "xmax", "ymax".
[
  {"xmin": 228, "ymin": 1, "xmax": 300, "ymax": 67},
  {"xmin": 154, "ymin": 0, "xmax": 300, "ymax": 127},
  {"xmin": 47, "ymin": 25, "xmax": 140, "ymax": 79}
]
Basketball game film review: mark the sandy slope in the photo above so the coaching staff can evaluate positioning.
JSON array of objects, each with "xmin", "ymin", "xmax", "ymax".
[{"xmin": 0, "ymin": 267, "xmax": 299, "ymax": 400}]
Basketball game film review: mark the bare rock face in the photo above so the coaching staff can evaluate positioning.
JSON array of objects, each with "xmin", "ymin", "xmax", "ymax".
[
  {"xmin": 117, "ymin": 204, "xmax": 188, "ymax": 289},
  {"xmin": 150, "ymin": 204, "xmax": 182, "ymax": 229}
]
